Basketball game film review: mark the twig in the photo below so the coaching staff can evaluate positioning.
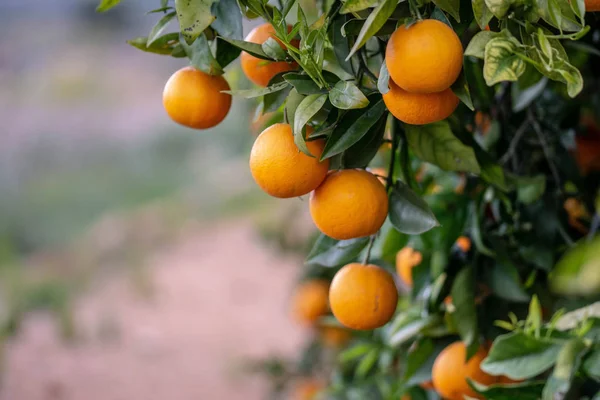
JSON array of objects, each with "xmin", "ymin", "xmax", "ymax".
[
  {"xmin": 362, "ymin": 235, "xmax": 376, "ymax": 264},
  {"xmin": 529, "ymin": 109, "xmax": 561, "ymax": 188},
  {"xmin": 499, "ymin": 119, "xmax": 530, "ymax": 165},
  {"xmin": 358, "ymin": 49, "xmax": 378, "ymax": 84}
]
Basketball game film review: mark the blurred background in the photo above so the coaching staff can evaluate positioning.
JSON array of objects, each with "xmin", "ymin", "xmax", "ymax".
[{"xmin": 0, "ymin": 1, "xmax": 313, "ymax": 398}]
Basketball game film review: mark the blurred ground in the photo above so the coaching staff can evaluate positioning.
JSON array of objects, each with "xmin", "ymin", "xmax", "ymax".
[{"xmin": 1, "ymin": 221, "xmax": 305, "ymax": 400}]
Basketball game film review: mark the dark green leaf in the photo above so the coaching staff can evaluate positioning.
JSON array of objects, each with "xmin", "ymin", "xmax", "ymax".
[
  {"xmin": 343, "ymin": 115, "xmax": 387, "ymax": 168},
  {"xmin": 180, "ymin": 34, "xmax": 223, "ymax": 75},
  {"xmin": 215, "ymin": 37, "xmax": 242, "ymax": 68},
  {"xmin": 284, "ymin": 73, "xmax": 324, "ymax": 94},
  {"xmin": 127, "ymin": 33, "xmax": 180, "ymax": 55},
  {"xmin": 482, "ymin": 332, "xmax": 564, "ymax": 379},
  {"xmin": 469, "ymin": 380, "xmax": 545, "ymax": 400},
  {"xmin": 262, "ymin": 37, "xmax": 287, "ymax": 60},
  {"xmin": 330, "ymin": 15, "xmax": 354, "ymax": 76},
  {"xmin": 223, "ymin": 81, "xmax": 289, "ymax": 97},
  {"xmin": 472, "ymin": 0, "xmax": 493, "ymax": 29},
  {"xmin": 329, "ymin": 81, "xmax": 369, "ymax": 110},
  {"xmin": 583, "ymin": 349, "xmax": 600, "ymax": 380},
  {"xmin": 147, "ymin": 11, "xmax": 177, "ymax": 46},
  {"xmin": 321, "ymin": 99, "xmax": 386, "ymax": 160},
  {"xmin": 377, "ymin": 62, "xmax": 390, "ymax": 94},
  {"xmin": 294, "ymin": 94, "xmax": 328, "ymax": 156},
  {"xmin": 484, "ymin": 0, "xmax": 511, "ymax": 18},
  {"xmin": 306, "ymin": 234, "xmax": 370, "ymax": 267},
  {"xmin": 451, "ymin": 267, "xmax": 479, "ymax": 358},
  {"xmin": 263, "ymin": 73, "xmax": 292, "ymax": 112},
  {"xmin": 404, "ymin": 121, "xmax": 481, "ymax": 174},
  {"xmin": 220, "ymin": 37, "xmax": 271, "ymax": 59},
  {"xmin": 465, "ymin": 30, "xmax": 498, "ymax": 59},
  {"xmin": 515, "ymin": 175, "xmax": 546, "ymax": 204},
  {"xmin": 389, "ymin": 182, "xmax": 440, "ymax": 235},
  {"xmin": 175, "ymin": 0, "xmax": 217, "ymax": 43},
  {"xmin": 211, "ymin": 0, "xmax": 243, "ymax": 39},
  {"xmin": 341, "ymin": 18, "xmax": 398, "ymax": 36},
  {"xmin": 489, "ymin": 263, "xmax": 530, "ymax": 302},
  {"xmin": 346, "ymin": 0, "xmax": 397, "ymax": 60},
  {"xmin": 451, "ymin": 70, "xmax": 474, "ymax": 110},
  {"xmin": 96, "ymin": 0, "xmax": 120, "ymax": 12},
  {"xmin": 432, "ymin": 0, "xmax": 460, "ymax": 21},
  {"xmin": 402, "ymin": 338, "xmax": 435, "ymax": 384}
]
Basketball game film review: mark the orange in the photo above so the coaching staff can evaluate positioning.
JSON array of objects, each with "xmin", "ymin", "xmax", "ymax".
[
  {"xmin": 432, "ymin": 342, "xmax": 497, "ymax": 400},
  {"xmin": 292, "ymin": 379, "xmax": 324, "ymax": 400},
  {"xmin": 564, "ymin": 198, "xmax": 590, "ymax": 234},
  {"xmin": 162, "ymin": 66, "xmax": 231, "ymax": 129},
  {"xmin": 396, "ymin": 247, "xmax": 422, "ymax": 286},
  {"xmin": 386, "ymin": 19, "xmax": 463, "ymax": 93},
  {"xmin": 291, "ymin": 280, "xmax": 330, "ymax": 325},
  {"xmin": 475, "ymin": 111, "xmax": 492, "ymax": 135},
  {"xmin": 250, "ymin": 123, "xmax": 329, "ymax": 198},
  {"xmin": 455, "ymin": 236, "xmax": 472, "ymax": 252},
  {"xmin": 309, "ymin": 169, "xmax": 389, "ymax": 240},
  {"xmin": 241, "ymin": 23, "xmax": 298, "ymax": 87},
  {"xmin": 329, "ymin": 263, "xmax": 398, "ymax": 330},
  {"xmin": 383, "ymin": 79, "xmax": 459, "ymax": 125},
  {"xmin": 320, "ymin": 326, "xmax": 352, "ymax": 347},
  {"xmin": 586, "ymin": 0, "xmax": 600, "ymax": 11}
]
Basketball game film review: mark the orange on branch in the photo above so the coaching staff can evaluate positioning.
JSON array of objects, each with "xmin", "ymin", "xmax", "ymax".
[
  {"xmin": 309, "ymin": 169, "xmax": 389, "ymax": 240},
  {"xmin": 432, "ymin": 342, "xmax": 496, "ymax": 400},
  {"xmin": 395, "ymin": 247, "xmax": 422, "ymax": 286},
  {"xmin": 241, "ymin": 23, "xmax": 298, "ymax": 87},
  {"xmin": 383, "ymin": 79, "xmax": 459, "ymax": 125},
  {"xmin": 319, "ymin": 326, "xmax": 352, "ymax": 347},
  {"xmin": 292, "ymin": 379, "xmax": 324, "ymax": 400},
  {"xmin": 162, "ymin": 66, "xmax": 231, "ymax": 129},
  {"xmin": 250, "ymin": 123, "xmax": 329, "ymax": 198},
  {"xmin": 329, "ymin": 263, "xmax": 398, "ymax": 330},
  {"xmin": 386, "ymin": 19, "xmax": 463, "ymax": 93},
  {"xmin": 291, "ymin": 279, "xmax": 330, "ymax": 325}
]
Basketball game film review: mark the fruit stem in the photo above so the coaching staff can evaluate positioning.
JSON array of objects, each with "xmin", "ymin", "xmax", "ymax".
[{"xmin": 362, "ymin": 235, "xmax": 376, "ymax": 265}]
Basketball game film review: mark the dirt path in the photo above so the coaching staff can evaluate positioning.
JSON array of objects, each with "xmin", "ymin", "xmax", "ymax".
[{"xmin": 0, "ymin": 222, "xmax": 306, "ymax": 400}]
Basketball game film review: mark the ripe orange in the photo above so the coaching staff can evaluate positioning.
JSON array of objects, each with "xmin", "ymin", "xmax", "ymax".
[
  {"xmin": 241, "ymin": 23, "xmax": 298, "ymax": 87},
  {"xmin": 329, "ymin": 263, "xmax": 398, "ymax": 330},
  {"xmin": 250, "ymin": 123, "xmax": 329, "ymax": 198},
  {"xmin": 432, "ymin": 342, "xmax": 496, "ymax": 400},
  {"xmin": 396, "ymin": 247, "xmax": 422, "ymax": 286},
  {"xmin": 292, "ymin": 379, "xmax": 324, "ymax": 400},
  {"xmin": 291, "ymin": 280, "xmax": 330, "ymax": 325},
  {"xmin": 309, "ymin": 169, "xmax": 389, "ymax": 240},
  {"xmin": 383, "ymin": 79, "xmax": 459, "ymax": 125},
  {"xmin": 320, "ymin": 326, "xmax": 352, "ymax": 347},
  {"xmin": 455, "ymin": 236, "xmax": 472, "ymax": 253},
  {"xmin": 386, "ymin": 19, "xmax": 463, "ymax": 93},
  {"xmin": 586, "ymin": 0, "xmax": 600, "ymax": 11},
  {"xmin": 162, "ymin": 66, "xmax": 231, "ymax": 129}
]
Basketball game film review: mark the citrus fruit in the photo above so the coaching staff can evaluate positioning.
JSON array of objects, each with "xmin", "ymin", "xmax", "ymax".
[
  {"xmin": 432, "ymin": 342, "xmax": 496, "ymax": 400},
  {"xmin": 162, "ymin": 66, "xmax": 231, "ymax": 129},
  {"xmin": 396, "ymin": 247, "xmax": 422, "ymax": 286},
  {"xmin": 383, "ymin": 79, "xmax": 459, "ymax": 125},
  {"xmin": 309, "ymin": 169, "xmax": 389, "ymax": 240},
  {"xmin": 386, "ymin": 19, "xmax": 463, "ymax": 93},
  {"xmin": 586, "ymin": 0, "xmax": 600, "ymax": 11},
  {"xmin": 329, "ymin": 263, "xmax": 398, "ymax": 330},
  {"xmin": 292, "ymin": 379, "xmax": 324, "ymax": 400},
  {"xmin": 320, "ymin": 326, "xmax": 352, "ymax": 347},
  {"xmin": 241, "ymin": 23, "xmax": 298, "ymax": 87},
  {"xmin": 455, "ymin": 236, "xmax": 472, "ymax": 253},
  {"xmin": 291, "ymin": 279, "xmax": 330, "ymax": 325},
  {"xmin": 250, "ymin": 123, "xmax": 329, "ymax": 198}
]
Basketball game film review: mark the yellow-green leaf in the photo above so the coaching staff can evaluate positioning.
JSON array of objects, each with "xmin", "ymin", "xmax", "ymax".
[
  {"xmin": 175, "ymin": 0, "xmax": 217, "ymax": 43},
  {"xmin": 483, "ymin": 36, "xmax": 526, "ymax": 86}
]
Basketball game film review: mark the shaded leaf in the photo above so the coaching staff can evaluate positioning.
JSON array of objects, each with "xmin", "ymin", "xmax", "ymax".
[
  {"xmin": 343, "ymin": 115, "xmax": 387, "ymax": 168},
  {"xmin": 451, "ymin": 70, "xmax": 474, "ymax": 110},
  {"xmin": 306, "ymin": 234, "xmax": 370, "ymax": 267},
  {"xmin": 389, "ymin": 182, "xmax": 440, "ymax": 235},
  {"xmin": 220, "ymin": 37, "xmax": 271, "ymax": 59},
  {"xmin": 432, "ymin": 0, "xmax": 460, "ymax": 21},
  {"xmin": 451, "ymin": 267, "xmax": 479, "ymax": 358},
  {"xmin": 211, "ymin": 0, "xmax": 243, "ymax": 39},
  {"xmin": 180, "ymin": 34, "xmax": 223, "ymax": 75},
  {"xmin": 262, "ymin": 37, "xmax": 287, "ymax": 60},
  {"xmin": 469, "ymin": 380, "xmax": 545, "ymax": 400},
  {"xmin": 284, "ymin": 73, "xmax": 323, "ymax": 94},
  {"xmin": 515, "ymin": 175, "xmax": 546, "ymax": 204},
  {"xmin": 346, "ymin": 0, "xmax": 397, "ymax": 60},
  {"xmin": 329, "ymin": 81, "xmax": 369, "ymax": 110},
  {"xmin": 542, "ymin": 339, "xmax": 588, "ymax": 399}
]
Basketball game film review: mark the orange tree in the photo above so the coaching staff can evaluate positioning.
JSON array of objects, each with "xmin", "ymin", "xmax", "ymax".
[{"xmin": 99, "ymin": 0, "xmax": 600, "ymax": 398}]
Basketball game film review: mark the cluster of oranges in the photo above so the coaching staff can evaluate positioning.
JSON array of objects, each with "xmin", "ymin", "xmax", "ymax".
[{"xmin": 384, "ymin": 19, "xmax": 463, "ymax": 125}]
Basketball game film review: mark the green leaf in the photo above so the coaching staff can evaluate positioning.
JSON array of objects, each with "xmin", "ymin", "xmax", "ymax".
[
  {"xmin": 96, "ymin": 0, "xmax": 120, "ymax": 12},
  {"xmin": 515, "ymin": 175, "xmax": 546, "ymax": 204},
  {"xmin": 211, "ymin": 0, "xmax": 243, "ymax": 39},
  {"xmin": 341, "ymin": 19, "xmax": 398, "ymax": 37},
  {"xmin": 320, "ymin": 99, "xmax": 387, "ymax": 160},
  {"xmin": 215, "ymin": 37, "xmax": 242, "ymax": 68},
  {"xmin": 147, "ymin": 12, "xmax": 177, "ymax": 46},
  {"xmin": 482, "ymin": 332, "xmax": 564, "ymax": 379},
  {"xmin": 306, "ymin": 234, "xmax": 370, "ymax": 267},
  {"xmin": 261, "ymin": 37, "xmax": 287, "ymax": 60},
  {"xmin": 537, "ymin": 0, "xmax": 583, "ymax": 32},
  {"xmin": 377, "ymin": 62, "xmax": 390, "ymax": 94},
  {"xmin": 283, "ymin": 73, "xmax": 323, "ymax": 95},
  {"xmin": 432, "ymin": 0, "xmax": 460, "ymax": 22},
  {"xmin": 583, "ymin": 349, "xmax": 600, "ymax": 380},
  {"xmin": 339, "ymin": 343, "xmax": 373, "ymax": 363},
  {"xmin": 483, "ymin": 36, "xmax": 526, "ymax": 86},
  {"xmin": 451, "ymin": 70, "xmax": 474, "ymax": 110},
  {"xmin": 472, "ymin": 0, "xmax": 493, "ymax": 30},
  {"xmin": 175, "ymin": 0, "xmax": 217, "ymax": 43},
  {"xmin": 340, "ymin": 0, "xmax": 379, "ymax": 13},
  {"xmin": 469, "ymin": 380, "xmax": 545, "ymax": 400},
  {"xmin": 489, "ymin": 263, "xmax": 530, "ymax": 302},
  {"xmin": 223, "ymin": 81, "xmax": 290, "ymax": 97},
  {"xmin": 329, "ymin": 81, "xmax": 369, "ymax": 110},
  {"xmin": 346, "ymin": 0, "xmax": 397, "ymax": 60},
  {"xmin": 330, "ymin": 15, "xmax": 354, "ymax": 76},
  {"xmin": 285, "ymin": 89, "xmax": 304, "ymax": 130},
  {"xmin": 343, "ymin": 115, "xmax": 387, "ymax": 168},
  {"xmin": 512, "ymin": 77, "xmax": 548, "ymax": 112},
  {"xmin": 550, "ymin": 236, "xmax": 600, "ymax": 297},
  {"xmin": 484, "ymin": 0, "xmax": 511, "ymax": 18},
  {"xmin": 355, "ymin": 348, "xmax": 380, "ymax": 379},
  {"xmin": 127, "ymin": 33, "xmax": 181, "ymax": 55},
  {"xmin": 294, "ymin": 94, "xmax": 328, "ymax": 156},
  {"xmin": 404, "ymin": 121, "xmax": 481, "ymax": 174},
  {"xmin": 451, "ymin": 267, "xmax": 479, "ymax": 358},
  {"xmin": 180, "ymin": 34, "xmax": 224, "ymax": 75},
  {"xmin": 263, "ymin": 73, "xmax": 292, "ymax": 112},
  {"xmin": 542, "ymin": 339, "xmax": 589, "ymax": 399},
  {"xmin": 389, "ymin": 182, "xmax": 440, "ymax": 235},
  {"xmin": 402, "ymin": 338, "xmax": 435, "ymax": 383},
  {"xmin": 465, "ymin": 31, "xmax": 498, "ymax": 59},
  {"xmin": 220, "ymin": 37, "xmax": 271, "ymax": 59}
]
